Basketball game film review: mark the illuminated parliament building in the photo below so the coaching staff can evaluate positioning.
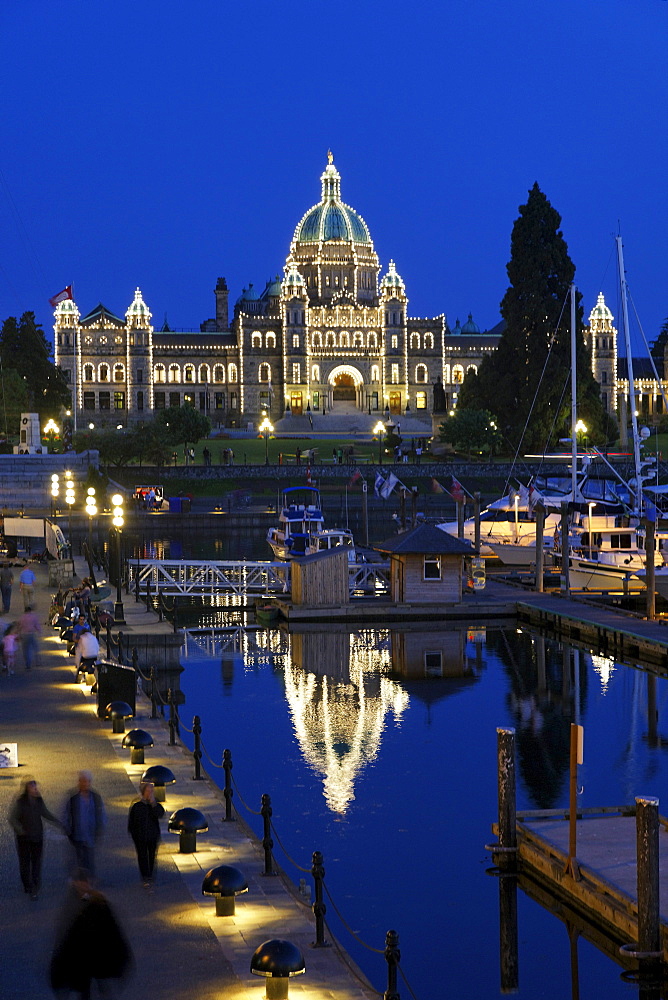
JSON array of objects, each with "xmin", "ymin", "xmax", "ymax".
[{"xmin": 53, "ymin": 154, "xmax": 501, "ymax": 430}]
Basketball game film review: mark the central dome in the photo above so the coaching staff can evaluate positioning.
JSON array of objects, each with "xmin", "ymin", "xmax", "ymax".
[{"xmin": 293, "ymin": 156, "xmax": 371, "ymax": 245}]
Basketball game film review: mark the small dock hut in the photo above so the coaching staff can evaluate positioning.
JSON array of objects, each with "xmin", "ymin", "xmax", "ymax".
[{"xmin": 375, "ymin": 524, "xmax": 473, "ymax": 604}]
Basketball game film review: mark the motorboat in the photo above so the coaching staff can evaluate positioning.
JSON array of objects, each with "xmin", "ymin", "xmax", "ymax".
[
  {"xmin": 267, "ymin": 487, "xmax": 325, "ymax": 559},
  {"xmin": 552, "ymin": 511, "xmax": 661, "ymax": 591}
]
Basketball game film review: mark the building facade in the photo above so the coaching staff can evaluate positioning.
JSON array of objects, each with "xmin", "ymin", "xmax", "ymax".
[{"xmin": 54, "ymin": 155, "xmax": 500, "ymax": 430}]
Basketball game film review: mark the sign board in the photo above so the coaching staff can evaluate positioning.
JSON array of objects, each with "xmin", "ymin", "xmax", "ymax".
[
  {"xmin": 472, "ymin": 556, "xmax": 486, "ymax": 591},
  {"xmin": 575, "ymin": 724, "xmax": 584, "ymax": 765},
  {"xmin": 0, "ymin": 743, "xmax": 18, "ymax": 768},
  {"xmin": 4, "ymin": 517, "xmax": 45, "ymax": 538}
]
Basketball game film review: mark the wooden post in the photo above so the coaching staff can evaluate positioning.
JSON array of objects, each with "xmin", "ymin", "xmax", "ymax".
[
  {"xmin": 497, "ymin": 728, "xmax": 517, "ymax": 871},
  {"xmin": 499, "ymin": 873, "xmax": 519, "ymax": 994},
  {"xmin": 457, "ymin": 499, "xmax": 465, "ymax": 540},
  {"xmin": 362, "ymin": 481, "xmax": 369, "ymax": 547},
  {"xmin": 474, "ymin": 492, "xmax": 481, "ymax": 555},
  {"xmin": 534, "ymin": 503, "xmax": 545, "ymax": 593},
  {"xmin": 644, "ymin": 517, "xmax": 656, "ymax": 621},
  {"xmin": 565, "ymin": 723, "xmax": 583, "ymax": 880},
  {"xmin": 636, "ymin": 795, "xmax": 661, "ymax": 959},
  {"xmin": 560, "ymin": 502, "xmax": 570, "ymax": 596}
]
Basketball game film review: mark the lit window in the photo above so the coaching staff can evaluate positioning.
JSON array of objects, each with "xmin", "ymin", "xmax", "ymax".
[
  {"xmin": 154, "ymin": 365, "xmax": 166, "ymax": 383},
  {"xmin": 114, "ymin": 392, "xmax": 125, "ymax": 410},
  {"xmin": 259, "ymin": 363, "xmax": 271, "ymax": 383},
  {"xmin": 410, "ymin": 333, "xmax": 420, "ymax": 350},
  {"xmin": 83, "ymin": 365, "xmax": 94, "ymax": 381},
  {"xmin": 391, "ymin": 364, "xmax": 399, "ymax": 384},
  {"xmin": 292, "ymin": 334, "xmax": 300, "ymax": 348},
  {"xmin": 113, "ymin": 364, "xmax": 124, "ymax": 382},
  {"xmin": 252, "ymin": 332, "xmax": 262, "ymax": 348},
  {"xmin": 168, "ymin": 365, "xmax": 181, "ymax": 383},
  {"xmin": 424, "ymin": 555, "xmax": 441, "ymax": 580},
  {"xmin": 368, "ymin": 332, "xmax": 377, "ymax": 348},
  {"xmin": 266, "ymin": 333, "xmax": 276, "ymax": 348},
  {"xmin": 443, "ymin": 365, "xmax": 451, "ymax": 383},
  {"xmin": 416, "ymin": 391, "xmax": 427, "ymax": 409},
  {"xmin": 326, "ymin": 332, "xmax": 335, "ymax": 348},
  {"xmin": 424, "ymin": 333, "xmax": 434, "ymax": 349},
  {"xmin": 199, "ymin": 364, "xmax": 210, "ymax": 383},
  {"xmin": 353, "ymin": 332, "xmax": 363, "ymax": 348},
  {"xmin": 371, "ymin": 365, "xmax": 380, "ymax": 382},
  {"xmin": 292, "ymin": 363, "xmax": 301, "ymax": 383},
  {"xmin": 415, "ymin": 364, "xmax": 427, "ymax": 383},
  {"xmin": 228, "ymin": 363, "xmax": 238, "ymax": 383},
  {"xmin": 452, "ymin": 365, "xmax": 464, "ymax": 384},
  {"xmin": 213, "ymin": 364, "xmax": 225, "ymax": 383},
  {"xmin": 312, "ymin": 332, "xmax": 322, "ymax": 347},
  {"xmin": 311, "ymin": 365, "xmax": 320, "ymax": 382},
  {"xmin": 99, "ymin": 365, "xmax": 109, "ymax": 382},
  {"xmin": 340, "ymin": 332, "xmax": 349, "ymax": 347},
  {"xmin": 184, "ymin": 365, "xmax": 195, "ymax": 383},
  {"xmin": 391, "ymin": 335, "xmax": 398, "ymax": 349}
]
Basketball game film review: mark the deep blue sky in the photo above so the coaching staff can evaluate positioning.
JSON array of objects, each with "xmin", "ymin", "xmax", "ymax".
[{"xmin": 1, "ymin": 1, "xmax": 666, "ymax": 355}]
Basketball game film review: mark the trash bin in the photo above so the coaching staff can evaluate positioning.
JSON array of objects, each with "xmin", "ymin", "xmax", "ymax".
[
  {"xmin": 169, "ymin": 497, "xmax": 182, "ymax": 513},
  {"xmin": 180, "ymin": 497, "xmax": 191, "ymax": 514},
  {"xmin": 95, "ymin": 660, "xmax": 136, "ymax": 719}
]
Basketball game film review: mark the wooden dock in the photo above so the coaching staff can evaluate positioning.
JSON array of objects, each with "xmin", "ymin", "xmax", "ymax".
[{"xmin": 493, "ymin": 809, "xmax": 668, "ymax": 962}]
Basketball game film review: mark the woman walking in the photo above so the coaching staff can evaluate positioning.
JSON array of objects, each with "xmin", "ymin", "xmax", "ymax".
[
  {"xmin": 128, "ymin": 781, "xmax": 164, "ymax": 888},
  {"xmin": 8, "ymin": 778, "xmax": 62, "ymax": 899}
]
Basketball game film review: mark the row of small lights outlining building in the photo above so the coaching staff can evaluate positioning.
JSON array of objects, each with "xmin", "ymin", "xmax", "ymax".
[{"xmin": 55, "ymin": 156, "xmax": 640, "ymax": 430}]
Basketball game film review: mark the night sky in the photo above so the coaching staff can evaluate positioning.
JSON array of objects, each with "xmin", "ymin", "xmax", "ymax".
[{"xmin": 1, "ymin": 1, "xmax": 666, "ymax": 355}]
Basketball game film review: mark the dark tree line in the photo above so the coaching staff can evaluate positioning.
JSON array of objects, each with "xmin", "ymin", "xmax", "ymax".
[{"xmin": 0, "ymin": 312, "xmax": 70, "ymax": 435}]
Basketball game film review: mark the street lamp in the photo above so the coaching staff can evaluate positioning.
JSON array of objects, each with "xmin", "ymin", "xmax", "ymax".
[
  {"xmin": 50, "ymin": 473, "xmax": 59, "ymax": 519},
  {"xmin": 373, "ymin": 421, "xmax": 385, "ymax": 465},
  {"xmin": 575, "ymin": 419, "xmax": 588, "ymax": 450},
  {"xmin": 65, "ymin": 474, "xmax": 75, "ymax": 557},
  {"xmin": 43, "ymin": 418, "xmax": 59, "ymax": 451},
  {"xmin": 111, "ymin": 493, "xmax": 125, "ymax": 624},
  {"xmin": 85, "ymin": 488, "xmax": 99, "ymax": 592},
  {"xmin": 259, "ymin": 414, "xmax": 274, "ymax": 466}
]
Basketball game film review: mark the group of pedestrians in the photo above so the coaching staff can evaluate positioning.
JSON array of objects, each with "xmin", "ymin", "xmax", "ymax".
[
  {"xmin": 7, "ymin": 769, "xmax": 166, "ymax": 994},
  {"xmin": 1, "ymin": 561, "xmax": 43, "ymax": 673},
  {"xmin": 8, "ymin": 770, "xmax": 165, "ymax": 899}
]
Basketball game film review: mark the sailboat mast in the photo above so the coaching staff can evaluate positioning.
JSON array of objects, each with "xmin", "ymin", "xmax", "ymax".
[
  {"xmin": 616, "ymin": 235, "xmax": 643, "ymax": 515},
  {"xmin": 571, "ymin": 283, "xmax": 578, "ymax": 499}
]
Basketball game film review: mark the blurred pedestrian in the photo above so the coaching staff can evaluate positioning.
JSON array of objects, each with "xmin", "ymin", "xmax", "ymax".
[
  {"xmin": 3, "ymin": 622, "xmax": 18, "ymax": 674},
  {"xmin": 50, "ymin": 868, "xmax": 133, "ymax": 999},
  {"xmin": 128, "ymin": 781, "xmax": 164, "ymax": 888},
  {"xmin": 18, "ymin": 605, "xmax": 41, "ymax": 669},
  {"xmin": 62, "ymin": 772, "xmax": 106, "ymax": 877},
  {"xmin": 8, "ymin": 778, "xmax": 63, "ymax": 899},
  {"xmin": 19, "ymin": 564, "xmax": 35, "ymax": 609},
  {"xmin": 1, "ymin": 562, "xmax": 14, "ymax": 612}
]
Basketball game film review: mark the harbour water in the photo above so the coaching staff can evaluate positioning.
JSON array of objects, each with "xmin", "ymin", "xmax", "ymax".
[{"xmin": 130, "ymin": 530, "xmax": 668, "ymax": 997}]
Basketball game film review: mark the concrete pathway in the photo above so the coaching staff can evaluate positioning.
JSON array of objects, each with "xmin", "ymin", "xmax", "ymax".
[{"xmin": 0, "ymin": 561, "xmax": 377, "ymax": 1000}]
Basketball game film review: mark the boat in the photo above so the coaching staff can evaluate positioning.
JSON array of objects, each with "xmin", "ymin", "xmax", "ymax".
[
  {"xmin": 267, "ymin": 487, "xmax": 325, "ymax": 559},
  {"xmin": 254, "ymin": 598, "xmax": 280, "ymax": 625},
  {"xmin": 552, "ymin": 511, "xmax": 660, "ymax": 591}
]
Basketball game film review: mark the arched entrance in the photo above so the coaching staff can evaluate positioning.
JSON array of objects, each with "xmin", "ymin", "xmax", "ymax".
[
  {"xmin": 327, "ymin": 365, "xmax": 364, "ymax": 411},
  {"xmin": 333, "ymin": 372, "xmax": 356, "ymax": 402}
]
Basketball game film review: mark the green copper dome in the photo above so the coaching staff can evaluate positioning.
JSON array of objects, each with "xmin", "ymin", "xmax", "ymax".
[
  {"xmin": 294, "ymin": 156, "xmax": 371, "ymax": 245},
  {"xmin": 461, "ymin": 313, "xmax": 480, "ymax": 334}
]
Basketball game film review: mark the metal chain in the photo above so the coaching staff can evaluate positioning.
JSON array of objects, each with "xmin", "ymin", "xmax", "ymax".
[
  {"xmin": 198, "ymin": 738, "xmax": 227, "ymax": 769},
  {"xmin": 397, "ymin": 961, "xmax": 422, "ymax": 1000},
  {"xmin": 229, "ymin": 772, "xmax": 262, "ymax": 815},
  {"xmin": 322, "ymin": 880, "xmax": 385, "ymax": 954},
  {"xmin": 268, "ymin": 818, "xmax": 311, "ymax": 874},
  {"xmin": 321, "ymin": 915, "xmax": 383, "ymax": 995},
  {"xmin": 172, "ymin": 706, "xmax": 194, "ymax": 733}
]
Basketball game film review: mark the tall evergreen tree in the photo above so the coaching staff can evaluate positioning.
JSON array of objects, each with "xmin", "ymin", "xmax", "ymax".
[
  {"xmin": 459, "ymin": 183, "xmax": 609, "ymax": 451},
  {"xmin": 0, "ymin": 311, "xmax": 70, "ymax": 423}
]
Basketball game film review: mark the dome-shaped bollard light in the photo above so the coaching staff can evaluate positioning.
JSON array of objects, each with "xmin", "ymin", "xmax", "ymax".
[
  {"xmin": 106, "ymin": 700, "xmax": 134, "ymax": 734},
  {"xmin": 202, "ymin": 864, "xmax": 248, "ymax": 916},
  {"xmin": 250, "ymin": 939, "xmax": 305, "ymax": 1000},
  {"xmin": 122, "ymin": 729, "xmax": 154, "ymax": 765},
  {"xmin": 141, "ymin": 764, "xmax": 176, "ymax": 802},
  {"xmin": 168, "ymin": 807, "xmax": 208, "ymax": 853}
]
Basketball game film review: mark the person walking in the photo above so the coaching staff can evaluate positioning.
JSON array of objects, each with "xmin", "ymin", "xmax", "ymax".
[
  {"xmin": 19, "ymin": 564, "xmax": 36, "ymax": 610},
  {"xmin": 50, "ymin": 869, "xmax": 134, "ymax": 998},
  {"xmin": 62, "ymin": 772, "xmax": 106, "ymax": 877},
  {"xmin": 18, "ymin": 605, "xmax": 41, "ymax": 669},
  {"xmin": 128, "ymin": 781, "xmax": 164, "ymax": 889},
  {"xmin": 8, "ymin": 778, "xmax": 63, "ymax": 899},
  {"xmin": 0, "ymin": 562, "xmax": 14, "ymax": 612},
  {"xmin": 3, "ymin": 622, "xmax": 18, "ymax": 674}
]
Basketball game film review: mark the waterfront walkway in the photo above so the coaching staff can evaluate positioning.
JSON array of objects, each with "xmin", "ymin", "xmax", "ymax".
[{"xmin": 0, "ymin": 562, "xmax": 377, "ymax": 1000}]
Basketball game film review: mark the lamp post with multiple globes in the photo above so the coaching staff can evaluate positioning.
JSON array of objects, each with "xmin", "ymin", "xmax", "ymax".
[
  {"xmin": 373, "ymin": 421, "xmax": 386, "ymax": 465},
  {"xmin": 65, "ymin": 474, "xmax": 75, "ymax": 557},
  {"xmin": 50, "ymin": 474, "xmax": 59, "ymax": 520},
  {"xmin": 259, "ymin": 414, "xmax": 274, "ymax": 466},
  {"xmin": 111, "ymin": 493, "xmax": 125, "ymax": 624},
  {"xmin": 85, "ymin": 488, "xmax": 99, "ymax": 593}
]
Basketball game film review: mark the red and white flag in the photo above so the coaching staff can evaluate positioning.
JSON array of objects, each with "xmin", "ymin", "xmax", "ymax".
[
  {"xmin": 450, "ymin": 476, "xmax": 466, "ymax": 503},
  {"xmin": 49, "ymin": 285, "xmax": 73, "ymax": 308}
]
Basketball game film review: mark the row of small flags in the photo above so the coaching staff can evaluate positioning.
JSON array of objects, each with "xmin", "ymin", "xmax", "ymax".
[{"xmin": 349, "ymin": 470, "xmax": 475, "ymax": 503}]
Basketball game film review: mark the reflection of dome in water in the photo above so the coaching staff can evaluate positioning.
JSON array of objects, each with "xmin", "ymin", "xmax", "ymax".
[{"xmin": 282, "ymin": 631, "xmax": 408, "ymax": 814}]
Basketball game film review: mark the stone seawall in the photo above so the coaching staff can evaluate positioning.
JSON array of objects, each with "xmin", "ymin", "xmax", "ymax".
[{"xmin": 0, "ymin": 452, "xmax": 99, "ymax": 509}]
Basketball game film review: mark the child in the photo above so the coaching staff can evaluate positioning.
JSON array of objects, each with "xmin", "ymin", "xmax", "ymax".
[{"xmin": 3, "ymin": 623, "xmax": 17, "ymax": 674}]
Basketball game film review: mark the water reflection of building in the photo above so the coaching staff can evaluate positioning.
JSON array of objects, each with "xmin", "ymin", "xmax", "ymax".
[
  {"xmin": 390, "ymin": 629, "xmax": 482, "ymax": 722},
  {"xmin": 283, "ymin": 628, "xmax": 409, "ymax": 814}
]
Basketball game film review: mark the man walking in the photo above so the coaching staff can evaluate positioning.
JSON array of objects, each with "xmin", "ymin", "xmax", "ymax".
[
  {"xmin": 19, "ymin": 564, "xmax": 35, "ymax": 610},
  {"xmin": 0, "ymin": 562, "xmax": 14, "ymax": 612},
  {"xmin": 18, "ymin": 605, "xmax": 41, "ymax": 670},
  {"xmin": 62, "ymin": 771, "xmax": 106, "ymax": 877}
]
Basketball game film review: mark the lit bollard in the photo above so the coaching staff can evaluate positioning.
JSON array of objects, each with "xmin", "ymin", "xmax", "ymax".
[
  {"xmin": 168, "ymin": 807, "xmax": 208, "ymax": 853},
  {"xmin": 250, "ymin": 939, "xmax": 305, "ymax": 1000},
  {"xmin": 202, "ymin": 864, "xmax": 248, "ymax": 916}
]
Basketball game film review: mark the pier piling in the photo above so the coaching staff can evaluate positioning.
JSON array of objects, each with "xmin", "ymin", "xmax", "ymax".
[
  {"xmin": 635, "ymin": 795, "xmax": 661, "ymax": 960},
  {"xmin": 496, "ymin": 727, "xmax": 517, "ymax": 871}
]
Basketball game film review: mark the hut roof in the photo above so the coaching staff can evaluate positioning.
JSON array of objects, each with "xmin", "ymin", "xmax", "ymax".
[{"xmin": 375, "ymin": 524, "xmax": 473, "ymax": 556}]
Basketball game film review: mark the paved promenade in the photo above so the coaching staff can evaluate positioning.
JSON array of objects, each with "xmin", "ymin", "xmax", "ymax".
[{"xmin": 0, "ymin": 562, "xmax": 377, "ymax": 1000}]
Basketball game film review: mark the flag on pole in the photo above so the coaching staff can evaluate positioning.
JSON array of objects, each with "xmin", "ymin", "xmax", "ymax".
[
  {"xmin": 528, "ymin": 484, "xmax": 543, "ymax": 511},
  {"xmin": 374, "ymin": 472, "xmax": 386, "ymax": 497},
  {"xmin": 431, "ymin": 478, "xmax": 446, "ymax": 493},
  {"xmin": 644, "ymin": 498, "xmax": 658, "ymax": 523},
  {"xmin": 518, "ymin": 484, "xmax": 530, "ymax": 506},
  {"xmin": 380, "ymin": 473, "xmax": 399, "ymax": 500},
  {"xmin": 450, "ymin": 476, "xmax": 466, "ymax": 503},
  {"xmin": 348, "ymin": 469, "xmax": 362, "ymax": 488},
  {"xmin": 49, "ymin": 285, "xmax": 73, "ymax": 308}
]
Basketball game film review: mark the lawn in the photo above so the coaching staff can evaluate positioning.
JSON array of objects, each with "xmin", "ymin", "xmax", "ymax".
[{"xmin": 154, "ymin": 436, "xmax": 384, "ymax": 468}]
